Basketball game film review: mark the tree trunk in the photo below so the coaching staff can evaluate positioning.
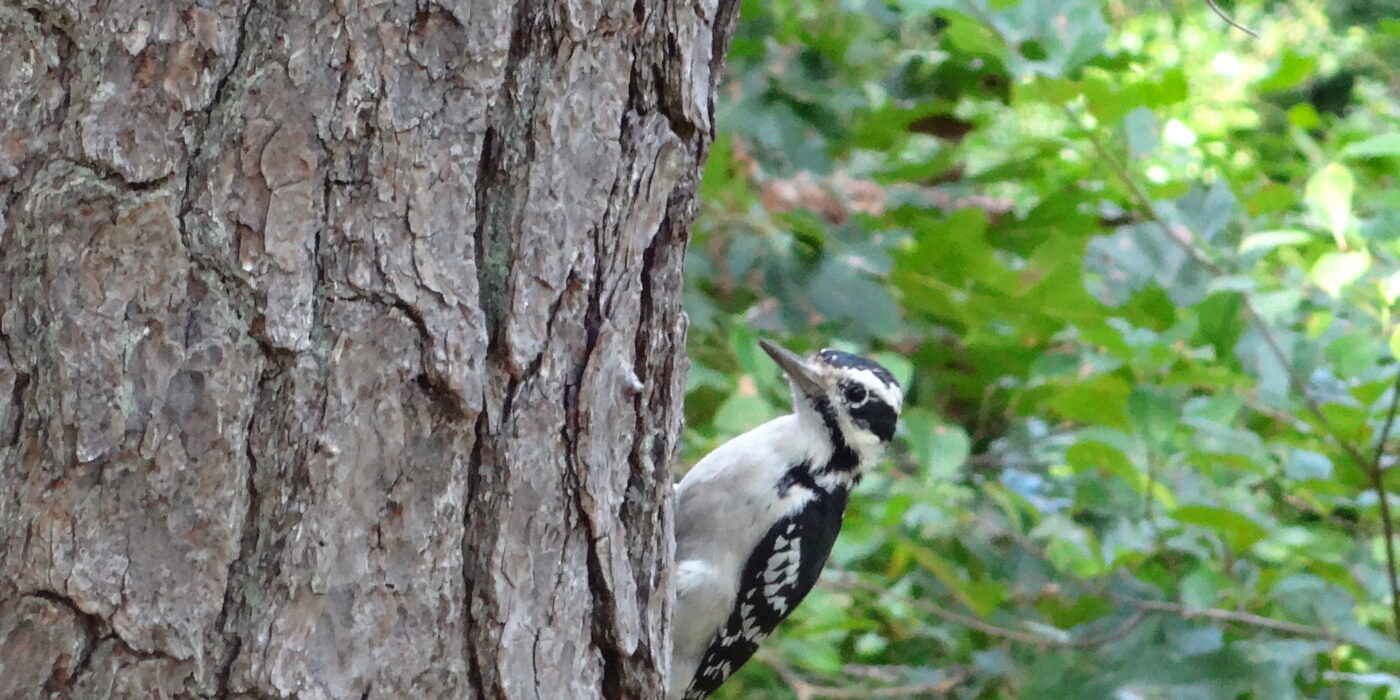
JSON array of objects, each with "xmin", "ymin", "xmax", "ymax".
[{"xmin": 0, "ymin": 1, "xmax": 738, "ymax": 697}]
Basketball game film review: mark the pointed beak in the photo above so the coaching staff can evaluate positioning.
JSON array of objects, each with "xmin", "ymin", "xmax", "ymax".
[{"xmin": 759, "ymin": 339, "xmax": 825, "ymax": 397}]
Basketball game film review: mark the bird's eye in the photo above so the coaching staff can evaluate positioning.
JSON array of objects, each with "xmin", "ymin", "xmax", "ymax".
[{"xmin": 843, "ymin": 384, "xmax": 867, "ymax": 405}]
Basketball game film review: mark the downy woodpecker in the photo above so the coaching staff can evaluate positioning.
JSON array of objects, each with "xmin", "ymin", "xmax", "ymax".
[{"xmin": 670, "ymin": 340, "xmax": 903, "ymax": 699}]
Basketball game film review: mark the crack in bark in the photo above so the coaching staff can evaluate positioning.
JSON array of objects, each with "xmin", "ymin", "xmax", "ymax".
[
  {"xmin": 4, "ymin": 369, "xmax": 26, "ymax": 448},
  {"xmin": 203, "ymin": 1, "xmax": 259, "ymax": 142},
  {"xmin": 628, "ymin": 206, "xmax": 670, "ymax": 580},
  {"xmin": 71, "ymin": 156, "xmax": 176, "ymax": 191},
  {"xmin": 471, "ymin": 0, "xmax": 551, "ymax": 351},
  {"xmin": 25, "ymin": 589, "xmax": 186, "ymax": 687},
  {"xmin": 212, "ymin": 364, "xmax": 268, "ymax": 698},
  {"xmin": 177, "ymin": 0, "xmax": 260, "ymax": 304},
  {"xmin": 29, "ymin": 590, "xmax": 101, "ymax": 693},
  {"xmin": 575, "ymin": 487, "xmax": 628, "ymax": 699},
  {"xmin": 567, "ymin": 230, "xmax": 627, "ymax": 698},
  {"xmin": 159, "ymin": 5, "xmax": 264, "ymax": 696},
  {"xmin": 529, "ymin": 626, "xmax": 544, "ymax": 700},
  {"xmin": 462, "ymin": 408, "xmax": 489, "ymax": 700},
  {"xmin": 382, "ymin": 294, "xmax": 466, "ymax": 420},
  {"xmin": 471, "ymin": 124, "xmax": 504, "ymax": 342}
]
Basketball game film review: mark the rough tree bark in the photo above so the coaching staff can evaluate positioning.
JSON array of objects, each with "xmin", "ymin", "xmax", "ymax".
[{"xmin": 0, "ymin": 0, "xmax": 738, "ymax": 697}]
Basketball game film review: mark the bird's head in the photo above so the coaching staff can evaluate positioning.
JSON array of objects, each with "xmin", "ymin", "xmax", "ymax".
[{"xmin": 760, "ymin": 339, "xmax": 903, "ymax": 469}]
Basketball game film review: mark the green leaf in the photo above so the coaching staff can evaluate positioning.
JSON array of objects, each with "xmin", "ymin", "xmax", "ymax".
[
  {"xmin": 1238, "ymin": 229, "xmax": 1312, "ymax": 255},
  {"xmin": 1038, "ymin": 519, "xmax": 1105, "ymax": 578},
  {"xmin": 1326, "ymin": 331, "xmax": 1378, "ymax": 378},
  {"xmin": 1166, "ymin": 621, "xmax": 1224, "ymax": 656},
  {"xmin": 1385, "ymin": 271, "xmax": 1400, "ymax": 305},
  {"xmin": 1049, "ymin": 376, "xmax": 1131, "ymax": 429},
  {"xmin": 941, "ymin": 11, "xmax": 1006, "ymax": 58},
  {"xmin": 907, "ymin": 545, "xmax": 1002, "ymax": 617},
  {"xmin": 1148, "ymin": 69, "xmax": 1189, "ymax": 107},
  {"xmin": 1179, "ymin": 569, "xmax": 1224, "ymax": 608},
  {"xmin": 1066, "ymin": 440, "xmax": 1177, "ymax": 509},
  {"xmin": 1341, "ymin": 133, "xmax": 1400, "ymax": 159},
  {"xmin": 712, "ymin": 391, "xmax": 772, "ymax": 436},
  {"xmin": 854, "ymin": 632, "xmax": 888, "ymax": 658},
  {"xmin": 1084, "ymin": 76, "xmax": 1135, "ymax": 122},
  {"xmin": 902, "ymin": 409, "xmax": 971, "ymax": 479},
  {"xmin": 1288, "ymin": 102, "xmax": 1322, "ymax": 129},
  {"xmin": 926, "ymin": 424, "xmax": 971, "ymax": 479},
  {"xmin": 1310, "ymin": 251, "xmax": 1370, "ymax": 297},
  {"xmin": 1170, "ymin": 505, "xmax": 1268, "ymax": 552},
  {"xmin": 1164, "ymin": 181, "xmax": 1236, "ymax": 246},
  {"xmin": 1015, "ymin": 76, "xmax": 1080, "ymax": 104},
  {"xmin": 1036, "ymin": 594, "xmax": 1111, "ymax": 628},
  {"xmin": 1128, "ymin": 387, "xmax": 1176, "ymax": 451},
  {"xmin": 1284, "ymin": 449, "xmax": 1333, "ymax": 481},
  {"xmin": 1247, "ymin": 182, "xmax": 1298, "ymax": 216},
  {"xmin": 1123, "ymin": 108, "xmax": 1159, "ymax": 160},
  {"xmin": 1305, "ymin": 163, "xmax": 1355, "ymax": 248},
  {"xmin": 1256, "ymin": 49, "xmax": 1318, "ymax": 93}
]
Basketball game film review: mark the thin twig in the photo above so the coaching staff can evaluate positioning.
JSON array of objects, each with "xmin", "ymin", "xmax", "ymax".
[
  {"xmin": 760, "ymin": 652, "xmax": 972, "ymax": 700},
  {"xmin": 1372, "ymin": 372, "xmax": 1400, "ymax": 634},
  {"xmin": 1070, "ymin": 105, "xmax": 1400, "ymax": 642},
  {"xmin": 829, "ymin": 574, "xmax": 1148, "ymax": 648},
  {"xmin": 829, "ymin": 575, "xmax": 1052, "ymax": 645},
  {"xmin": 1071, "ymin": 608, "xmax": 1152, "ymax": 647},
  {"xmin": 1129, "ymin": 599, "xmax": 1338, "ymax": 641},
  {"xmin": 1204, "ymin": 0, "xmax": 1260, "ymax": 38}
]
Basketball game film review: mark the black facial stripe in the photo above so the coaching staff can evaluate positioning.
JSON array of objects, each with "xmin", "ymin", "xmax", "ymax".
[
  {"xmin": 818, "ymin": 349, "xmax": 899, "ymax": 388},
  {"xmin": 814, "ymin": 397, "xmax": 859, "ymax": 473},
  {"xmin": 850, "ymin": 400, "xmax": 898, "ymax": 442}
]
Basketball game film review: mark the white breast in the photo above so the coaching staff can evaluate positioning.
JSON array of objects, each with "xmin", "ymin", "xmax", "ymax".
[{"xmin": 669, "ymin": 413, "xmax": 832, "ymax": 697}]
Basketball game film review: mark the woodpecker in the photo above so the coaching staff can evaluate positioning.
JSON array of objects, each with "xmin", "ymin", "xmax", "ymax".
[{"xmin": 669, "ymin": 339, "xmax": 903, "ymax": 699}]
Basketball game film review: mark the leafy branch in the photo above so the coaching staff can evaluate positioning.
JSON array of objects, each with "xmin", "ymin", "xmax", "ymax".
[
  {"xmin": 1068, "ymin": 105, "xmax": 1400, "ymax": 641},
  {"xmin": 827, "ymin": 573, "xmax": 1341, "ymax": 648}
]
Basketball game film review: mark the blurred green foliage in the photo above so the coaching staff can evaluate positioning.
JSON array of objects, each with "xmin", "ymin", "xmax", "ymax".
[{"xmin": 683, "ymin": 0, "xmax": 1400, "ymax": 696}]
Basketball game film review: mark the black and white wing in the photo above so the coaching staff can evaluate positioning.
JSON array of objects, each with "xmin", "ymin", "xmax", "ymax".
[{"xmin": 679, "ymin": 485, "xmax": 850, "ymax": 699}]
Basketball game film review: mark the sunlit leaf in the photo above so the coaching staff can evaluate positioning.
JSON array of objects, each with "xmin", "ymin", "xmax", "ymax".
[
  {"xmin": 1341, "ymin": 133, "xmax": 1400, "ymax": 159},
  {"xmin": 1305, "ymin": 163, "xmax": 1356, "ymax": 248},
  {"xmin": 1238, "ymin": 229, "xmax": 1312, "ymax": 255},
  {"xmin": 1310, "ymin": 251, "xmax": 1370, "ymax": 297},
  {"xmin": 1256, "ymin": 49, "xmax": 1318, "ymax": 93}
]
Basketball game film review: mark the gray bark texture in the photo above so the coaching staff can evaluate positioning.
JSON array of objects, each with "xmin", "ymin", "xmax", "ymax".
[{"xmin": 0, "ymin": 0, "xmax": 739, "ymax": 697}]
